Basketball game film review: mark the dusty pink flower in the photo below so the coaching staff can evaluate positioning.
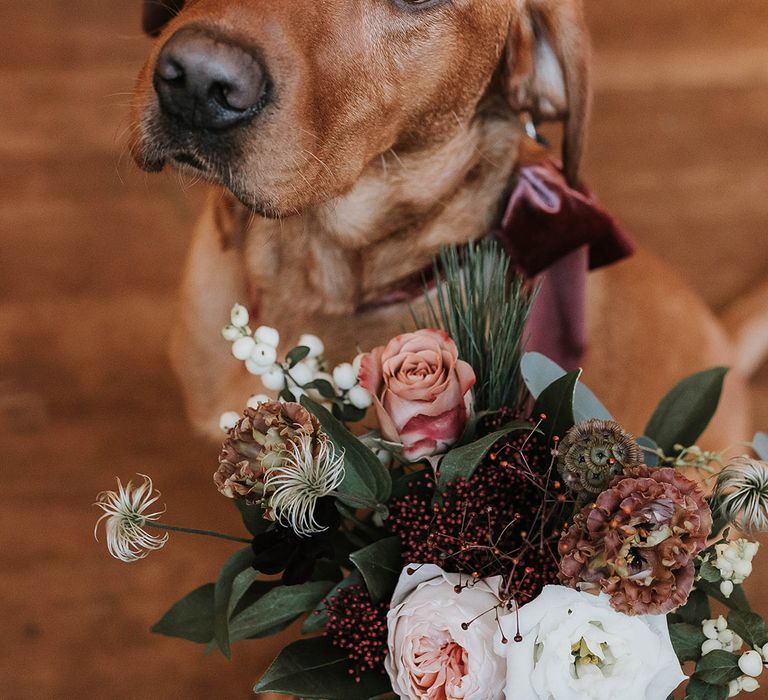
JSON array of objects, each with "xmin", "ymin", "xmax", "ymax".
[
  {"xmin": 559, "ymin": 466, "xmax": 712, "ymax": 615},
  {"xmin": 359, "ymin": 329, "xmax": 476, "ymax": 461}
]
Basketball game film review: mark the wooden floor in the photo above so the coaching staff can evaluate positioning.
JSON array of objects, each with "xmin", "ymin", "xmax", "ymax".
[{"xmin": 1, "ymin": 2, "xmax": 767, "ymax": 698}]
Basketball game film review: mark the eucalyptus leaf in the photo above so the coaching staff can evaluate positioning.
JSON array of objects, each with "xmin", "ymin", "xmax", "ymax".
[
  {"xmin": 213, "ymin": 547, "xmax": 253, "ymax": 658},
  {"xmin": 684, "ymin": 676, "xmax": 728, "ymax": 700},
  {"xmin": 644, "ymin": 368, "xmax": 728, "ymax": 454},
  {"xmin": 151, "ymin": 583, "xmax": 215, "ymax": 644},
  {"xmin": 533, "ymin": 369, "xmax": 581, "ymax": 441},
  {"xmin": 727, "ymin": 610, "xmax": 768, "ymax": 648},
  {"xmin": 669, "ymin": 621, "xmax": 706, "ymax": 662},
  {"xmin": 229, "ymin": 568, "xmax": 257, "ymax": 618},
  {"xmin": 229, "ymin": 580, "xmax": 335, "ymax": 642},
  {"xmin": 521, "ymin": 352, "xmax": 613, "ymax": 421},
  {"xmin": 254, "ymin": 637, "xmax": 392, "ymax": 699},
  {"xmin": 436, "ymin": 421, "xmax": 534, "ymax": 492},
  {"xmin": 349, "ymin": 536, "xmax": 402, "ymax": 603},
  {"xmin": 301, "ymin": 396, "xmax": 391, "ymax": 507},
  {"xmin": 753, "ymin": 431, "xmax": 768, "ymax": 461},
  {"xmin": 695, "ymin": 649, "xmax": 741, "ymax": 686},
  {"xmin": 637, "ymin": 436, "xmax": 661, "ymax": 467}
]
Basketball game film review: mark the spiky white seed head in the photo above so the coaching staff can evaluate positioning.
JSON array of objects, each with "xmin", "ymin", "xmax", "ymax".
[{"xmin": 94, "ymin": 475, "xmax": 168, "ymax": 563}]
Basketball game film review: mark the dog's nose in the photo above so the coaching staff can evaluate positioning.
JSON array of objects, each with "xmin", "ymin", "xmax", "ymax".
[{"xmin": 154, "ymin": 28, "xmax": 267, "ymax": 131}]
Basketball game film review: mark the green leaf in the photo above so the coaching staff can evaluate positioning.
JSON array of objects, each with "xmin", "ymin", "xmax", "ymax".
[
  {"xmin": 254, "ymin": 637, "xmax": 392, "ymax": 699},
  {"xmin": 229, "ymin": 568, "xmax": 257, "ymax": 618},
  {"xmin": 436, "ymin": 421, "xmax": 534, "ymax": 492},
  {"xmin": 214, "ymin": 547, "xmax": 253, "ymax": 658},
  {"xmin": 307, "ymin": 378, "xmax": 337, "ymax": 399},
  {"xmin": 349, "ymin": 536, "xmax": 402, "ymax": 603},
  {"xmin": 698, "ymin": 557, "xmax": 721, "ymax": 583},
  {"xmin": 521, "ymin": 352, "xmax": 613, "ymax": 421},
  {"xmin": 286, "ymin": 346, "xmax": 311, "ymax": 367},
  {"xmin": 534, "ymin": 369, "xmax": 581, "ymax": 441},
  {"xmin": 235, "ymin": 500, "xmax": 270, "ymax": 536},
  {"xmin": 696, "ymin": 580, "xmax": 752, "ymax": 613},
  {"xmin": 695, "ymin": 649, "xmax": 741, "ymax": 685},
  {"xmin": 229, "ymin": 580, "xmax": 335, "ymax": 642},
  {"xmin": 754, "ymin": 431, "xmax": 768, "ymax": 461},
  {"xmin": 637, "ymin": 435, "xmax": 661, "ymax": 467},
  {"xmin": 669, "ymin": 621, "xmax": 706, "ymax": 662},
  {"xmin": 644, "ymin": 368, "xmax": 728, "ymax": 454},
  {"xmin": 685, "ymin": 676, "xmax": 729, "ymax": 700},
  {"xmin": 302, "ymin": 570, "xmax": 363, "ymax": 634},
  {"xmin": 676, "ymin": 588, "xmax": 712, "ymax": 626},
  {"xmin": 727, "ymin": 610, "xmax": 768, "ymax": 648},
  {"xmin": 151, "ymin": 583, "xmax": 215, "ymax": 644},
  {"xmin": 301, "ymin": 396, "xmax": 391, "ymax": 507}
]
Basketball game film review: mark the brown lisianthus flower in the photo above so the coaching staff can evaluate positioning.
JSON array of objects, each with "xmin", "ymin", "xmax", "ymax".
[
  {"xmin": 558, "ymin": 466, "xmax": 712, "ymax": 615},
  {"xmin": 214, "ymin": 401, "xmax": 319, "ymax": 503}
]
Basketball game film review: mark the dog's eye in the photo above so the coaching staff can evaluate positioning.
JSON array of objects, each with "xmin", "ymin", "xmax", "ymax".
[{"xmin": 394, "ymin": 0, "xmax": 448, "ymax": 9}]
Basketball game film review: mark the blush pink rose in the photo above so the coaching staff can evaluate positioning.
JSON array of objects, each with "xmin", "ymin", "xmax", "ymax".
[{"xmin": 359, "ymin": 329, "xmax": 476, "ymax": 461}]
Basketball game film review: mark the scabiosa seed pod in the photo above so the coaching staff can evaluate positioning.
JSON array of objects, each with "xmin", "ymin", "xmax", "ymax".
[
  {"xmin": 714, "ymin": 456, "xmax": 768, "ymax": 533},
  {"xmin": 558, "ymin": 466, "xmax": 712, "ymax": 615},
  {"xmin": 557, "ymin": 419, "xmax": 643, "ymax": 498},
  {"xmin": 214, "ymin": 401, "xmax": 320, "ymax": 504}
]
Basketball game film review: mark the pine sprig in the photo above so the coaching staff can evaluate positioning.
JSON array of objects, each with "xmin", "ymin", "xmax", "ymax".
[{"xmin": 412, "ymin": 239, "xmax": 536, "ymax": 412}]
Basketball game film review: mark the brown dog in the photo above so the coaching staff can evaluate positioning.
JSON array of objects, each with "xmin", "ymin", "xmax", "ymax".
[{"xmin": 131, "ymin": 0, "xmax": 768, "ymax": 446}]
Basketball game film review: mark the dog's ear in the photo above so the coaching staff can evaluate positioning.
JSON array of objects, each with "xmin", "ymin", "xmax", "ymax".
[
  {"xmin": 504, "ymin": 0, "xmax": 591, "ymax": 185},
  {"xmin": 142, "ymin": 0, "xmax": 185, "ymax": 37}
]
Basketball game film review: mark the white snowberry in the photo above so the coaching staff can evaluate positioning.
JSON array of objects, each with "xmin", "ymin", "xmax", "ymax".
[
  {"xmin": 232, "ymin": 336, "xmax": 257, "ymax": 361},
  {"xmin": 222, "ymin": 324, "xmax": 243, "ymax": 342},
  {"xmin": 245, "ymin": 358, "xmax": 271, "ymax": 376},
  {"xmin": 246, "ymin": 394, "xmax": 271, "ymax": 409},
  {"xmin": 219, "ymin": 411, "xmax": 240, "ymax": 432},
  {"xmin": 230, "ymin": 304, "xmax": 250, "ymax": 327},
  {"xmin": 348, "ymin": 385, "xmax": 373, "ymax": 410},
  {"xmin": 261, "ymin": 367, "xmax": 286, "ymax": 392},
  {"xmin": 333, "ymin": 363, "xmax": 357, "ymax": 391},
  {"xmin": 255, "ymin": 325, "xmax": 280, "ymax": 348},
  {"xmin": 701, "ymin": 639, "xmax": 723, "ymax": 655},
  {"xmin": 289, "ymin": 362, "xmax": 314, "ymax": 387},
  {"xmin": 728, "ymin": 679, "xmax": 742, "ymax": 698},
  {"xmin": 298, "ymin": 334, "xmax": 325, "ymax": 359},
  {"xmin": 702, "ymin": 620, "xmax": 719, "ymax": 640},
  {"xmin": 250, "ymin": 343, "xmax": 278, "ymax": 367},
  {"xmin": 720, "ymin": 580, "xmax": 735, "ymax": 598},
  {"xmin": 739, "ymin": 651, "xmax": 764, "ymax": 678},
  {"xmin": 741, "ymin": 676, "xmax": 760, "ymax": 693}
]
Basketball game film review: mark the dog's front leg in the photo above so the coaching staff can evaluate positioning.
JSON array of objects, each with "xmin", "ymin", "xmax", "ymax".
[{"xmin": 170, "ymin": 190, "xmax": 258, "ymax": 440}]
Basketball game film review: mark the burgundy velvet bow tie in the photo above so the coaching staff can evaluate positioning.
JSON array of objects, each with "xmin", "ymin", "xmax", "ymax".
[{"xmin": 496, "ymin": 159, "xmax": 635, "ymax": 370}]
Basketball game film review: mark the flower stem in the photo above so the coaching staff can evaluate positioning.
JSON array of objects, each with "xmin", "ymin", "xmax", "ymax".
[{"xmin": 150, "ymin": 522, "xmax": 251, "ymax": 544}]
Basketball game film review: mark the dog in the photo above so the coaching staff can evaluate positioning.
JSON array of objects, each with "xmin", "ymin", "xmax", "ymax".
[{"xmin": 131, "ymin": 0, "xmax": 768, "ymax": 448}]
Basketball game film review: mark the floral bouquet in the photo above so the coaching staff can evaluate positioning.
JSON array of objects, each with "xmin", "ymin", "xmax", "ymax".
[{"xmin": 96, "ymin": 242, "xmax": 768, "ymax": 699}]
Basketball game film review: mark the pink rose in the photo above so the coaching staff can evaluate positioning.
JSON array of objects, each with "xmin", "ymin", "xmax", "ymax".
[
  {"xmin": 385, "ymin": 564, "xmax": 506, "ymax": 700},
  {"xmin": 359, "ymin": 329, "xmax": 476, "ymax": 461}
]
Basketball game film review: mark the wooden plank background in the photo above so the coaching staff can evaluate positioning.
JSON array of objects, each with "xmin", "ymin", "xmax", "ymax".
[{"xmin": 1, "ymin": 2, "xmax": 766, "ymax": 697}]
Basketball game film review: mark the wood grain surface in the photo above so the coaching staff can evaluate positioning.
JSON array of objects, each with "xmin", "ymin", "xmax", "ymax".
[{"xmin": 1, "ymin": 2, "xmax": 766, "ymax": 698}]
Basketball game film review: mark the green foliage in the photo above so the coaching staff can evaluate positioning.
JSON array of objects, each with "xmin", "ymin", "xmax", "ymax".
[
  {"xmin": 349, "ymin": 536, "xmax": 402, "ymax": 604},
  {"xmin": 286, "ymin": 346, "xmax": 311, "ymax": 366},
  {"xmin": 214, "ymin": 547, "xmax": 254, "ymax": 658},
  {"xmin": 644, "ymin": 367, "xmax": 728, "ymax": 454},
  {"xmin": 301, "ymin": 396, "xmax": 391, "ymax": 511},
  {"xmin": 684, "ymin": 677, "xmax": 729, "ymax": 700},
  {"xmin": 674, "ymin": 589, "xmax": 711, "ymax": 626},
  {"xmin": 521, "ymin": 352, "xmax": 613, "ymax": 421},
  {"xmin": 254, "ymin": 637, "xmax": 392, "ymax": 699},
  {"xmin": 695, "ymin": 650, "xmax": 741, "ymax": 685},
  {"xmin": 151, "ymin": 584, "xmax": 216, "ymax": 644},
  {"xmin": 228, "ymin": 580, "xmax": 336, "ymax": 642},
  {"xmin": 435, "ymin": 421, "xmax": 534, "ymax": 492},
  {"xmin": 727, "ymin": 610, "xmax": 768, "ymax": 648},
  {"xmin": 533, "ymin": 369, "xmax": 580, "ymax": 441},
  {"xmin": 413, "ymin": 239, "xmax": 536, "ymax": 412},
  {"xmin": 696, "ymin": 580, "xmax": 751, "ymax": 613},
  {"xmin": 669, "ymin": 622, "xmax": 706, "ymax": 662}
]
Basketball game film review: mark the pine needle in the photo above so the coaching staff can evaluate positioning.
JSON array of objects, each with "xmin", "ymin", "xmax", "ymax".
[{"xmin": 412, "ymin": 239, "xmax": 536, "ymax": 412}]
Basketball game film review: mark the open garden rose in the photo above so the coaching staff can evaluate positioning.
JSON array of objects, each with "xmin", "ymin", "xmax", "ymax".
[
  {"xmin": 494, "ymin": 585, "xmax": 685, "ymax": 700},
  {"xmin": 385, "ymin": 564, "xmax": 506, "ymax": 700},
  {"xmin": 359, "ymin": 329, "xmax": 476, "ymax": 461}
]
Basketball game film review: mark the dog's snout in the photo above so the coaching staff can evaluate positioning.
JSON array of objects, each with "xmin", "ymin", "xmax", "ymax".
[{"xmin": 153, "ymin": 28, "xmax": 268, "ymax": 131}]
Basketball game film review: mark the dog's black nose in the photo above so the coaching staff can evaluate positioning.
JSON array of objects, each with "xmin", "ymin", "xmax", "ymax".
[{"xmin": 154, "ymin": 28, "xmax": 267, "ymax": 131}]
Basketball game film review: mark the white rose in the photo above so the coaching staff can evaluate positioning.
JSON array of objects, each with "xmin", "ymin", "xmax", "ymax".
[
  {"xmin": 386, "ymin": 564, "xmax": 506, "ymax": 700},
  {"xmin": 494, "ymin": 586, "xmax": 686, "ymax": 700}
]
